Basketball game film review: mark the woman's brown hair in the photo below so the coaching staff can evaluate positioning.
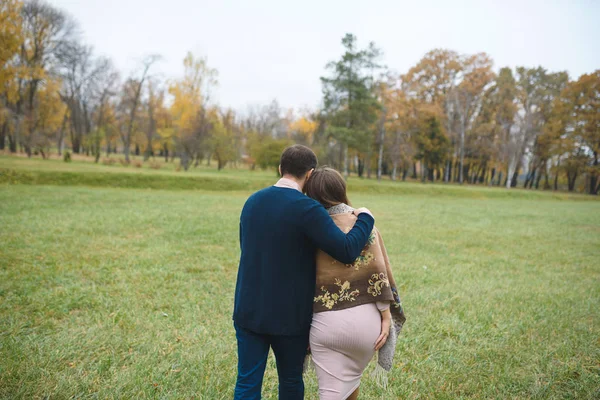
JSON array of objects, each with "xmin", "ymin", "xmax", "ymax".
[{"xmin": 305, "ymin": 167, "xmax": 350, "ymax": 209}]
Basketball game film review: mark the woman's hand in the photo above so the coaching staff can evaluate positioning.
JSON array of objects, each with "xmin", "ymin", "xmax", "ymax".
[{"xmin": 374, "ymin": 308, "xmax": 391, "ymax": 350}]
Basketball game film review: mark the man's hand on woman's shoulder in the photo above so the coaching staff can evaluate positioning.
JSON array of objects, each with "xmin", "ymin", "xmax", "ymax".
[{"xmin": 353, "ymin": 207, "xmax": 374, "ymax": 219}]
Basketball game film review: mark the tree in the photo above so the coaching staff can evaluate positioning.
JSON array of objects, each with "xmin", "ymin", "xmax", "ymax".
[
  {"xmin": 402, "ymin": 49, "xmax": 462, "ymax": 182},
  {"xmin": 386, "ymin": 88, "xmax": 417, "ymax": 181},
  {"xmin": 142, "ymin": 78, "xmax": 163, "ymax": 161},
  {"xmin": 522, "ymin": 70, "xmax": 569, "ymax": 189},
  {"xmin": 0, "ymin": 5, "xmax": 21, "ymax": 150},
  {"xmin": 91, "ymin": 59, "xmax": 118, "ymax": 162},
  {"xmin": 482, "ymin": 67, "xmax": 518, "ymax": 186},
  {"xmin": 155, "ymin": 101, "xmax": 174, "ymax": 162},
  {"xmin": 254, "ymin": 137, "xmax": 292, "ymax": 172},
  {"xmin": 414, "ymin": 107, "xmax": 449, "ymax": 182},
  {"xmin": 244, "ymin": 100, "xmax": 289, "ymax": 169},
  {"xmin": 289, "ymin": 115, "xmax": 317, "ymax": 145},
  {"xmin": 4, "ymin": 0, "xmax": 74, "ymax": 154},
  {"xmin": 507, "ymin": 67, "xmax": 568, "ymax": 188},
  {"xmin": 451, "ymin": 53, "xmax": 495, "ymax": 183},
  {"xmin": 21, "ymin": 75, "xmax": 65, "ymax": 157},
  {"xmin": 321, "ymin": 33, "xmax": 381, "ymax": 177},
  {"xmin": 58, "ymin": 43, "xmax": 113, "ymax": 155},
  {"xmin": 120, "ymin": 55, "xmax": 159, "ymax": 162},
  {"xmin": 550, "ymin": 71, "xmax": 600, "ymax": 193},
  {"xmin": 209, "ymin": 109, "xmax": 237, "ymax": 170},
  {"xmin": 169, "ymin": 52, "xmax": 217, "ymax": 170},
  {"xmin": 374, "ymin": 77, "xmax": 395, "ymax": 181}
]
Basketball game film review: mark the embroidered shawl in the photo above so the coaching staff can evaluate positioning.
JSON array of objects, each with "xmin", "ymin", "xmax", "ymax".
[{"xmin": 313, "ymin": 203, "xmax": 406, "ymax": 372}]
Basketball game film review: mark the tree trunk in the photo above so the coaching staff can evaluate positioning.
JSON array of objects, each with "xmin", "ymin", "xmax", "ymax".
[
  {"xmin": 553, "ymin": 164, "xmax": 559, "ymax": 191},
  {"xmin": 391, "ymin": 160, "xmax": 397, "ymax": 181},
  {"xmin": 479, "ymin": 164, "xmax": 486, "ymax": 184},
  {"xmin": 529, "ymin": 166, "xmax": 538, "ymax": 189},
  {"xmin": 402, "ymin": 167, "xmax": 408, "ymax": 181},
  {"xmin": 589, "ymin": 153, "xmax": 598, "ymax": 195},
  {"xmin": 535, "ymin": 171, "xmax": 542, "ymax": 189},
  {"xmin": 366, "ymin": 148, "xmax": 372, "ymax": 179},
  {"xmin": 57, "ymin": 133, "xmax": 64, "ymax": 156},
  {"xmin": 567, "ymin": 170, "xmax": 577, "ymax": 192},
  {"xmin": 376, "ymin": 136, "xmax": 385, "ymax": 181},
  {"xmin": 123, "ymin": 138, "xmax": 130, "ymax": 161},
  {"xmin": 56, "ymin": 110, "xmax": 68, "ymax": 156},
  {"xmin": 72, "ymin": 118, "xmax": 82, "ymax": 154},
  {"xmin": 181, "ymin": 151, "xmax": 191, "ymax": 171},
  {"xmin": 510, "ymin": 171, "xmax": 518, "ymax": 187},
  {"xmin": 459, "ymin": 120, "xmax": 465, "ymax": 184},
  {"xmin": 0, "ymin": 121, "xmax": 6, "ymax": 150},
  {"xmin": 453, "ymin": 160, "xmax": 460, "ymax": 183},
  {"xmin": 8, "ymin": 131, "xmax": 16, "ymax": 153},
  {"xmin": 444, "ymin": 159, "xmax": 451, "ymax": 183},
  {"xmin": 376, "ymin": 105, "xmax": 386, "ymax": 181},
  {"xmin": 343, "ymin": 144, "xmax": 349, "ymax": 178},
  {"xmin": 357, "ymin": 157, "xmax": 364, "ymax": 178},
  {"xmin": 523, "ymin": 171, "xmax": 531, "ymax": 188},
  {"xmin": 543, "ymin": 168, "xmax": 551, "ymax": 190},
  {"xmin": 510, "ymin": 158, "xmax": 521, "ymax": 188},
  {"xmin": 412, "ymin": 162, "xmax": 417, "ymax": 179},
  {"xmin": 164, "ymin": 144, "xmax": 169, "ymax": 163}
]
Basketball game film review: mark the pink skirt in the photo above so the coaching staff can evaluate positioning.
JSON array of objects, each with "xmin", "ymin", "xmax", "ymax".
[{"xmin": 309, "ymin": 303, "xmax": 383, "ymax": 400}]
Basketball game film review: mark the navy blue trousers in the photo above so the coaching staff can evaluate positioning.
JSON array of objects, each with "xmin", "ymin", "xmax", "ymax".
[{"xmin": 234, "ymin": 323, "xmax": 309, "ymax": 400}]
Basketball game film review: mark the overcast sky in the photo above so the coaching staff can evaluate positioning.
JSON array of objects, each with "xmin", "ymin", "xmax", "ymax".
[{"xmin": 48, "ymin": 0, "xmax": 599, "ymax": 112}]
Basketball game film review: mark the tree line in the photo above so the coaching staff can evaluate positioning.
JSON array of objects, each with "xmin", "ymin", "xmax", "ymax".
[{"xmin": 1, "ymin": 1, "xmax": 598, "ymax": 194}]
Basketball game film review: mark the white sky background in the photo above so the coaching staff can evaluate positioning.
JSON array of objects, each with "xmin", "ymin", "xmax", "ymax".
[{"xmin": 48, "ymin": 0, "xmax": 599, "ymax": 112}]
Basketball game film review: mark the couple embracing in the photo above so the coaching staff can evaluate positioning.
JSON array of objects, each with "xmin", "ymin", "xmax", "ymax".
[{"xmin": 233, "ymin": 145, "xmax": 406, "ymax": 400}]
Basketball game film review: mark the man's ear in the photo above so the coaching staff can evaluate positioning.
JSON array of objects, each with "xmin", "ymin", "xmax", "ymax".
[
  {"xmin": 306, "ymin": 168, "xmax": 315, "ymax": 180},
  {"xmin": 278, "ymin": 165, "xmax": 282, "ymax": 177}
]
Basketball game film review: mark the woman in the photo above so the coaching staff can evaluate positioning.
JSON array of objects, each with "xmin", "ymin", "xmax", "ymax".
[{"xmin": 305, "ymin": 167, "xmax": 406, "ymax": 400}]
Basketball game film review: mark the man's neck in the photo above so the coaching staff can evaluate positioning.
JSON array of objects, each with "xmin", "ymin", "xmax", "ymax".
[{"xmin": 280, "ymin": 174, "xmax": 304, "ymax": 191}]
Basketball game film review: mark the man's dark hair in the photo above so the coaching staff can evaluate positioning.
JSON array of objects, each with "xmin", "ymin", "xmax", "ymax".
[{"xmin": 280, "ymin": 145, "xmax": 318, "ymax": 178}]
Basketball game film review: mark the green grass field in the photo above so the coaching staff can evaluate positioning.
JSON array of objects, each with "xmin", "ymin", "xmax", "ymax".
[{"xmin": 1, "ymin": 155, "xmax": 599, "ymax": 399}]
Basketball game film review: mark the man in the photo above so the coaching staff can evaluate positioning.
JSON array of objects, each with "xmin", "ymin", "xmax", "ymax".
[{"xmin": 233, "ymin": 145, "xmax": 375, "ymax": 399}]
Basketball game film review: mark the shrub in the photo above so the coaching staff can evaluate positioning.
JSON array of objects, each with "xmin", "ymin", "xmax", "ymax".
[
  {"xmin": 132, "ymin": 160, "xmax": 143, "ymax": 168},
  {"xmin": 119, "ymin": 159, "xmax": 130, "ymax": 167},
  {"xmin": 149, "ymin": 161, "xmax": 161, "ymax": 170},
  {"xmin": 63, "ymin": 151, "xmax": 71, "ymax": 163},
  {"xmin": 102, "ymin": 158, "xmax": 116, "ymax": 166}
]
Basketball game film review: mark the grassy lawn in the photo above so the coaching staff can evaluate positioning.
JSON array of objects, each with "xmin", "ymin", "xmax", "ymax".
[{"xmin": 0, "ymin": 157, "xmax": 599, "ymax": 399}]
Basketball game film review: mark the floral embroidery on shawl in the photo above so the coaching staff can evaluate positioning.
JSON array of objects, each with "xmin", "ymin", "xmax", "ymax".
[
  {"xmin": 367, "ymin": 272, "xmax": 390, "ymax": 296},
  {"xmin": 314, "ymin": 278, "xmax": 360, "ymax": 310},
  {"xmin": 346, "ymin": 231, "xmax": 376, "ymax": 270}
]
